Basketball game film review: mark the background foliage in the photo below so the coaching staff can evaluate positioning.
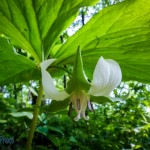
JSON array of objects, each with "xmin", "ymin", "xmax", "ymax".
[{"xmin": 0, "ymin": 82, "xmax": 150, "ymax": 150}]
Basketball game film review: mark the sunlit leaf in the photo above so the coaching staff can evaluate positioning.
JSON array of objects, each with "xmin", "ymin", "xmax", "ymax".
[
  {"xmin": 0, "ymin": 37, "xmax": 40, "ymax": 85},
  {"xmin": 0, "ymin": 0, "xmax": 98, "ymax": 61},
  {"xmin": 55, "ymin": 0, "xmax": 150, "ymax": 82},
  {"xmin": 0, "ymin": 0, "xmax": 99, "ymax": 85},
  {"xmin": 9, "ymin": 111, "xmax": 33, "ymax": 119},
  {"xmin": 0, "ymin": 120, "xmax": 7, "ymax": 123}
]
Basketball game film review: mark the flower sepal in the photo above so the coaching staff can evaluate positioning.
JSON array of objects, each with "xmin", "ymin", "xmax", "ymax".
[{"xmin": 66, "ymin": 48, "xmax": 90, "ymax": 94}]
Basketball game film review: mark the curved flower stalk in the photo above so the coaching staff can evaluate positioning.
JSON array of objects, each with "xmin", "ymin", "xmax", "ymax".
[{"xmin": 40, "ymin": 52, "xmax": 122, "ymax": 121}]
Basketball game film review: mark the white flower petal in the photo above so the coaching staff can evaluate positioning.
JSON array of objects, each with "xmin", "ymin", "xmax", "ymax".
[
  {"xmin": 88, "ymin": 57, "xmax": 110, "ymax": 96},
  {"xmin": 105, "ymin": 59, "xmax": 122, "ymax": 95},
  {"xmin": 41, "ymin": 59, "xmax": 69, "ymax": 101},
  {"xmin": 41, "ymin": 59, "xmax": 56, "ymax": 70},
  {"xmin": 88, "ymin": 57, "xmax": 122, "ymax": 96}
]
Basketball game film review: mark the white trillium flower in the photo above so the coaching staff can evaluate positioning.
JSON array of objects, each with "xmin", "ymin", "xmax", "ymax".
[{"xmin": 40, "ymin": 56, "xmax": 122, "ymax": 121}]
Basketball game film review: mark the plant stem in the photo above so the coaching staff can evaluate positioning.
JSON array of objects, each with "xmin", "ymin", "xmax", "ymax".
[{"xmin": 26, "ymin": 83, "xmax": 43, "ymax": 150}]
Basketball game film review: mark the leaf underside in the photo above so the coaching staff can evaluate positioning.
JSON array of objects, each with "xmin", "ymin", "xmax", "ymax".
[
  {"xmin": 0, "ymin": 37, "xmax": 40, "ymax": 85},
  {"xmin": 0, "ymin": 0, "xmax": 98, "ymax": 85},
  {"xmin": 0, "ymin": 0, "xmax": 150, "ymax": 85},
  {"xmin": 55, "ymin": 0, "xmax": 150, "ymax": 83}
]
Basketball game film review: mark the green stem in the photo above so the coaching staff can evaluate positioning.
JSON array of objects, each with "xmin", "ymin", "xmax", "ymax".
[{"xmin": 26, "ymin": 82, "xmax": 43, "ymax": 150}]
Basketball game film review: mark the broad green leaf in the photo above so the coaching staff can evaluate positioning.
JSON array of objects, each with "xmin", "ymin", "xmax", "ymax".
[
  {"xmin": 48, "ymin": 136, "xmax": 60, "ymax": 147},
  {"xmin": 0, "ymin": 37, "xmax": 40, "ymax": 85},
  {"xmin": 55, "ymin": 0, "xmax": 150, "ymax": 82},
  {"xmin": 0, "ymin": 37, "xmax": 66, "ymax": 85},
  {"xmin": 0, "ymin": 120, "xmax": 7, "ymax": 123},
  {"xmin": 37, "ymin": 126, "xmax": 64, "ymax": 136},
  {"xmin": 48, "ymin": 126, "xmax": 64, "ymax": 136},
  {"xmin": 0, "ymin": 0, "xmax": 98, "ymax": 62},
  {"xmin": 0, "ymin": 0, "xmax": 98, "ymax": 85},
  {"xmin": 134, "ymin": 145, "xmax": 142, "ymax": 149},
  {"xmin": 42, "ymin": 0, "xmax": 99, "ymax": 58},
  {"xmin": 9, "ymin": 111, "xmax": 33, "ymax": 119},
  {"xmin": 67, "ymin": 48, "xmax": 90, "ymax": 93},
  {"xmin": 0, "ymin": 97, "xmax": 16, "ymax": 112},
  {"xmin": 36, "ymin": 127, "xmax": 48, "ymax": 136},
  {"xmin": 69, "ymin": 136, "xmax": 77, "ymax": 143},
  {"xmin": 0, "ymin": 0, "xmax": 41, "ymax": 62}
]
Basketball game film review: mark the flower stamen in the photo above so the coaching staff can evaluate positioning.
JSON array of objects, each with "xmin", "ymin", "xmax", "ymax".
[
  {"xmin": 77, "ymin": 98, "xmax": 80, "ymax": 110},
  {"xmin": 88, "ymin": 100, "xmax": 94, "ymax": 111}
]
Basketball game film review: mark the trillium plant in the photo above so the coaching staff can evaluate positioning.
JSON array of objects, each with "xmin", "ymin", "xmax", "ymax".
[
  {"xmin": 41, "ymin": 49, "xmax": 122, "ymax": 121},
  {"xmin": 0, "ymin": 0, "xmax": 148, "ymax": 148}
]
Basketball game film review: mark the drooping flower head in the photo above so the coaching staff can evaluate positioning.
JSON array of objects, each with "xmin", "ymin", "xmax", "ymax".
[{"xmin": 40, "ymin": 49, "xmax": 122, "ymax": 121}]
